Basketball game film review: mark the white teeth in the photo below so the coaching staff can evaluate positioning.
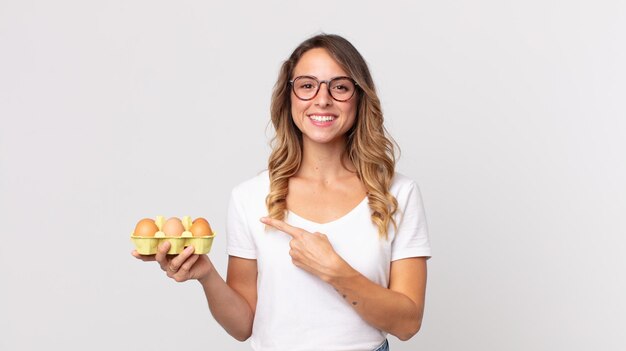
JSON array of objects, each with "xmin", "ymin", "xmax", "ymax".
[{"xmin": 309, "ymin": 115, "xmax": 336, "ymax": 122}]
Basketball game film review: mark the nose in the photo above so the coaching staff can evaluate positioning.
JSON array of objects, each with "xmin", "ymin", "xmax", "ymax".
[{"xmin": 314, "ymin": 82, "xmax": 333, "ymax": 107}]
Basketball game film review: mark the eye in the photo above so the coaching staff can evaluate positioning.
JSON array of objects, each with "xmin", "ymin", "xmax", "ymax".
[
  {"xmin": 295, "ymin": 77, "xmax": 317, "ymax": 90},
  {"xmin": 330, "ymin": 78, "xmax": 354, "ymax": 94},
  {"xmin": 332, "ymin": 84, "xmax": 353, "ymax": 93}
]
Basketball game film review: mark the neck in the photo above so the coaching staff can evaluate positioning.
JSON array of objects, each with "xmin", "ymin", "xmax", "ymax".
[{"xmin": 297, "ymin": 137, "xmax": 355, "ymax": 181}]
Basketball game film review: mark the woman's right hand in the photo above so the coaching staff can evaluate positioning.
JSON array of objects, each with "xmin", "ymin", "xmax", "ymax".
[
  {"xmin": 131, "ymin": 242, "xmax": 215, "ymax": 283},
  {"xmin": 134, "ymin": 242, "xmax": 258, "ymax": 341}
]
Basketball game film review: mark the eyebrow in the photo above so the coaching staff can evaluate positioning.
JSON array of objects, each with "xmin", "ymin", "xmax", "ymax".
[{"xmin": 292, "ymin": 75, "xmax": 351, "ymax": 80}]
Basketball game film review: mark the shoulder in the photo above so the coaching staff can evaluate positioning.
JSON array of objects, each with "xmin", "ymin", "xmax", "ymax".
[
  {"xmin": 389, "ymin": 172, "xmax": 425, "ymax": 214},
  {"xmin": 231, "ymin": 169, "xmax": 270, "ymax": 201},
  {"xmin": 390, "ymin": 172, "xmax": 419, "ymax": 196}
]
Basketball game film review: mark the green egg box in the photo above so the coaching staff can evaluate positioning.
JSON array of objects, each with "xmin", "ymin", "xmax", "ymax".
[{"xmin": 131, "ymin": 233, "xmax": 215, "ymax": 255}]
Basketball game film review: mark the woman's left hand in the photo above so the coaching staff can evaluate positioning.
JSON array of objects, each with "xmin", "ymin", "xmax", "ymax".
[{"xmin": 260, "ymin": 217, "xmax": 353, "ymax": 283}]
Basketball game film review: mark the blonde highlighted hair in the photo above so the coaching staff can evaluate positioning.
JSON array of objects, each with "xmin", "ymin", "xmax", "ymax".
[{"xmin": 266, "ymin": 34, "xmax": 399, "ymax": 238}]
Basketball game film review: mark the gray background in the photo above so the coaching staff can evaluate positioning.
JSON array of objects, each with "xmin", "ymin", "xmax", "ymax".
[{"xmin": 1, "ymin": 0, "xmax": 625, "ymax": 350}]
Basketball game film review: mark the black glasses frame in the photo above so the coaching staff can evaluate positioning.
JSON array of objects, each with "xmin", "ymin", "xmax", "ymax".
[{"xmin": 289, "ymin": 75, "xmax": 359, "ymax": 102}]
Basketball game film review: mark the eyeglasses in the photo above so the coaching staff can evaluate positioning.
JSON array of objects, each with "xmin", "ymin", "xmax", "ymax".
[{"xmin": 289, "ymin": 75, "xmax": 359, "ymax": 102}]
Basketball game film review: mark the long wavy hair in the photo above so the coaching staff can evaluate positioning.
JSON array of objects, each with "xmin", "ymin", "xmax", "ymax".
[{"xmin": 266, "ymin": 34, "xmax": 399, "ymax": 238}]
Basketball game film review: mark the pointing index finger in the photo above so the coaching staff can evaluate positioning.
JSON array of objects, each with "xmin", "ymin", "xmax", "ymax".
[{"xmin": 260, "ymin": 217, "xmax": 307, "ymax": 238}]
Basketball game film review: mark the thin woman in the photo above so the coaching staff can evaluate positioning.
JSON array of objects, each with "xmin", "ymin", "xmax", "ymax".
[{"xmin": 133, "ymin": 34, "xmax": 431, "ymax": 351}]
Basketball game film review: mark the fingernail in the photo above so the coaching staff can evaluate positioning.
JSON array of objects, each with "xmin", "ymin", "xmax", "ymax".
[
  {"xmin": 260, "ymin": 217, "xmax": 268, "ymax": 223},
  {"xmin": 185, "ymin": 245, "xmax": 194, "ymax": 253}
]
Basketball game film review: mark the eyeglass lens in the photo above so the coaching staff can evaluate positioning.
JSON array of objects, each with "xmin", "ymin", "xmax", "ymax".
[{"xmin": 292, "ymin": 76, "xmax": 356, "ymax": 101}]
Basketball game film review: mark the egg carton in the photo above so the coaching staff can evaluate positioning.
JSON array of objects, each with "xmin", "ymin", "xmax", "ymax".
[{"xmin": 131, "ymin": 215, "xmax": 215, "ymax": 255}]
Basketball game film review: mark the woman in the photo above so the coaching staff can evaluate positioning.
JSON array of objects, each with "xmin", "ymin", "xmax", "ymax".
[{"xmin": 133, "ymin": 34, "xmax": 431, "ymax": 351}]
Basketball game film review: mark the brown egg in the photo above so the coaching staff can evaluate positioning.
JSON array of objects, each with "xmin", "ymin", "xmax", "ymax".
[
  {"xmin": 190, "ymin": 217, "xmax": 213, "ymax": 237},
  {"xmin": 162, "ymin": 217, "xmax": 185, "ymax": 236},
  {"xmin": 134, "ymin": 218, "xmax": 158, "ymax": 237}
]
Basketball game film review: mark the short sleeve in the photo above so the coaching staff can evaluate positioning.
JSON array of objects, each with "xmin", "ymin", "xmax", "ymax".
[
  {"xmin": 391, "ymin": 180, "xmax": 432, "ymax": 261},
  {"xmin": 226, "ymin": 187, "xmax": 257, "ymax": 259}
]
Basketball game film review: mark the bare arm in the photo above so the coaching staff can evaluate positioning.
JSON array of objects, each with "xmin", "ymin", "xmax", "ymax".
[
  {"xmin": 199, "ymin": 256, "xmax": 257, "ymax": 341},
  {"xmin": 132, "ymin": 243, "xmax": 258, "ymax": 341},
  {"xmin": 329, "ymin": 257, "xmax": 427, "ymax": 340}
]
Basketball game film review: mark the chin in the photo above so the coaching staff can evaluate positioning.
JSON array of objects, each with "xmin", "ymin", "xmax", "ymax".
[{"xmin": 303, "ymin": 133, "xmax": 344, "ymax": 145}]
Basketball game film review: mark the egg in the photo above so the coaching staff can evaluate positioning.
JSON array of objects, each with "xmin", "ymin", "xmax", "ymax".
[
  {"xmin": 162, "ymin": 217, "xmax": 185, "ymax": 236},
  {"xmin": 190, "ymin": 217, "xmax": 213, "ymax": 237},
  {"xmin": 134, "ymin": 218, "xmax": 158, "ymax": 237}
]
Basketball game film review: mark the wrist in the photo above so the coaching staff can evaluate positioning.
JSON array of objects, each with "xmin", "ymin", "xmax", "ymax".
[
  {"xmin": 326, "ymin": 257, "xmax": 359, "ymax": 287},
  {"xmin": 197, "ymin": 256, "xmax": 216, "ymax": 286}
]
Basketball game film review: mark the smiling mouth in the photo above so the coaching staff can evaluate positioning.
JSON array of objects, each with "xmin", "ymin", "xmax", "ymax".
[{"xmin": 308, "ymin": 114, "xmax": 337, "ymax": 122}]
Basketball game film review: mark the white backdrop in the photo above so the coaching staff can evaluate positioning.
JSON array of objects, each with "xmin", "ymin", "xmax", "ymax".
[{"xmin": 1, "ymin": 1, "xmax": 625, "ymax": 350}]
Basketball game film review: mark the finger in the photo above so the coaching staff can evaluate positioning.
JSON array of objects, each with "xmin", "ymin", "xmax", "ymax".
[
  {"xmin": 179, "ymin": 253, "xmax": 200, "ymax": 273},
  {"xmin": 313, "ymin": 232, "xmax": 329, "ymax": 240},
  {"xmin": 169, "ymin": 246, "xmax": 195, "ymax": 272},
  {"xmin": 131, "ymin": 250, "xmax": 156, "ymax": 261},
  {"xmin": 289, "ymin": 248, "xmax": 298, "ymax": 259},
  {"xmin": 155, "ymin": 241, "xmax": 172, "ymax": 270},
  {"xmin": 260, "ymin": 217, "xmax": 308, "ymax": 238}
]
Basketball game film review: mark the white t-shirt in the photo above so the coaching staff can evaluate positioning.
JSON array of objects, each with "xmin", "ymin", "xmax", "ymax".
[{"xmin": 227, "ymin": 170, "xmax": 431, "ymax": 351}]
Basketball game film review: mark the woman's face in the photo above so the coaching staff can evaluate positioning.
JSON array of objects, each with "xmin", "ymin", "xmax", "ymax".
[{"xmin": 290, "ymin": 48, "xmax": 358, "ymax": 146}]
